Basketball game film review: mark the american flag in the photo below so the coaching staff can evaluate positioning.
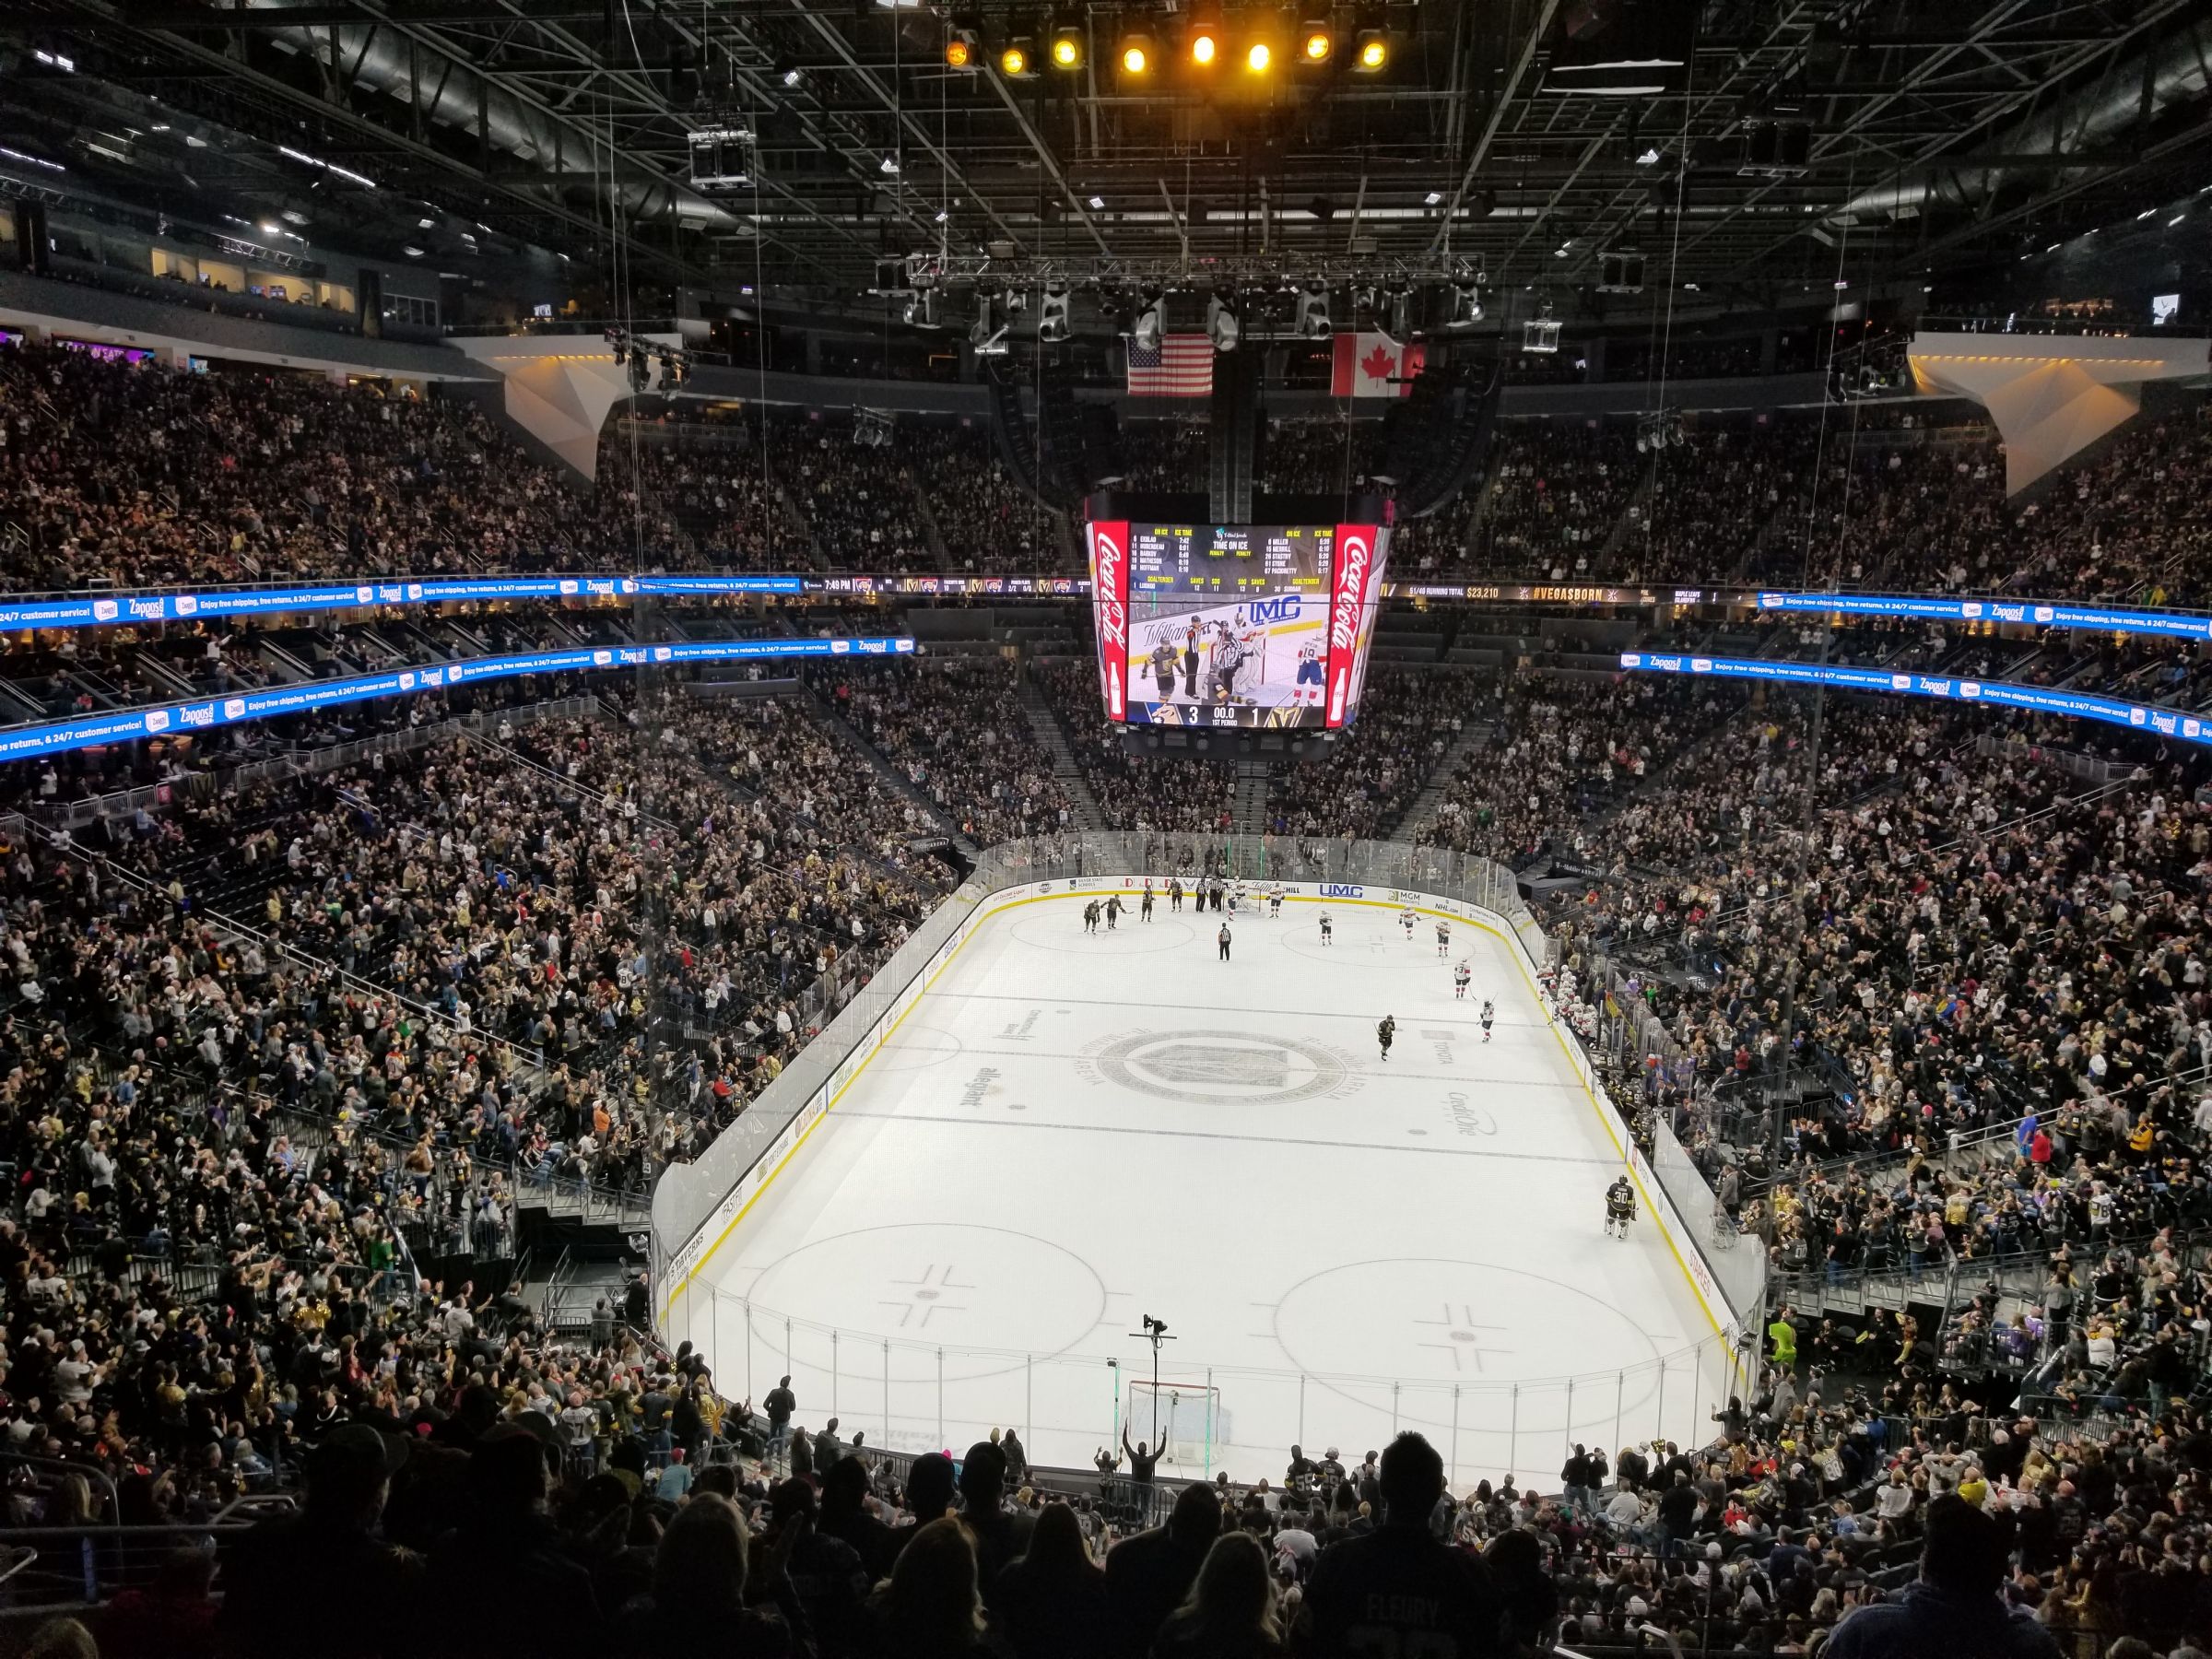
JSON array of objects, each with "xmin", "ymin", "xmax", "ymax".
[{"xmin": 1125, "ymin": 334, "xmax": 1215, "ymax": 397}]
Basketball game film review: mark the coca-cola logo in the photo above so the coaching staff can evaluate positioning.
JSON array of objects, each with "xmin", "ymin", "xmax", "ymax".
[
  {"xmin": 1091, "ymin": 526, "xmax": 1126, "ymax": 649},
  {"xmin": 1329, "ymin": 531, "xmax": 1371, "ymax": 652}
]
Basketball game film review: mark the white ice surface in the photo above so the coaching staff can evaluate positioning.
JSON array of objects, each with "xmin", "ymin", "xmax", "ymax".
[{"xmin": 696, "ymin": 891, "xmax": 1733, "ymax": 1488}]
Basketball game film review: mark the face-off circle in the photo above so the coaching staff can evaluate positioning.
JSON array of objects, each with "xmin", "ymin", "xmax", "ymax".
[
  {"xmin": 1088, "ymin": 1028, "xmax": 1351, "ymax": 1105},
  {"xmin": 741, "ymin": 1223, "xmax": 1107, "ymax": 1382}
]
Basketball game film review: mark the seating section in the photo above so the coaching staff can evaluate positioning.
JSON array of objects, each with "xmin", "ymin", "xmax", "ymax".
[{"xmin": 0, "ymin": 333, "xmax": 2210, "ymax": 1659}]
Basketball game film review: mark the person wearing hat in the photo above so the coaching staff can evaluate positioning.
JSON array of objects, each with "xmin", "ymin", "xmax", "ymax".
[{"xmin": 218, "ymin": 1421, "xmax": 421, "ymax": 1659}]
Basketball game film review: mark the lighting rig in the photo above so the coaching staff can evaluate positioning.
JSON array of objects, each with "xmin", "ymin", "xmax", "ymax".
[
  {"xmin": 605, "ymin": 325, "xmax": 692, "ymax": 393},
  {"xmin": 1520, "ymin": 304, "xmax": 1562, "ymax": 354},
  {"xmin": 894, "ymin": 249, "xmax": 1479, "ymax": 349},
  {"xmin": 945, "ymin": 6, "xmax": 1397, "ymax": 88},
  {"xmin": 1634, "ymin": 409, "xmax": 1686, "ymax": 453}
]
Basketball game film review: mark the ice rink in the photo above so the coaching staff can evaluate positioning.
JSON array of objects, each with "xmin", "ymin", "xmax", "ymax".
[{"xmin": 690, "ymin": 887, "xmax": 1738, "ymax": 1486}]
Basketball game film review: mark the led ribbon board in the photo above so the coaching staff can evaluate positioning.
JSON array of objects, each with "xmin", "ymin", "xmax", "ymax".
[
  {"xmin": 1617, "ymin": 649, "xmax": 2212, "ymax": 749},
  {"xmin": 1755, "ymin": 591, "xmax": 2212, "ymax": 641},
  {"xmin": 0, "ymin": 636, "xmax": 915, "ymax": 760}
]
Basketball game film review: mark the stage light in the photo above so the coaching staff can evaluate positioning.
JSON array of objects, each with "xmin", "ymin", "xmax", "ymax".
[
  {"xmin": 1246, "ymin": 41, "xmax": 1271, "ymax": 71},
  {"xmin": 945, "ymin": 33, "xmax": 974, "ymax": 68},
  {"xmin": 1121, "ymin": 33, "xmax": 1155, "ymax": 72},
  {"xmin": 1296, "ymin": 281, "xmax": 1332, "ymax": 339},
  {"xmin": 1038, "ymin": 283, "xmax": 1072, "ymax": 343},
  {"xmin": 1051, "ymin": 28, "xmax": 1082, "ymax": 68},
  {"xmin": 1206, "ymin": 291, "xmax": 1240, "ymax": 353},
  {"xmin": 1301, "ymin": 26, "xmax": 1333, "ymax": 63},
  {"xmin": 1133, "ymin": 290, "xmax": 1164, "ymax": 352},
  {"xmin": 1353, "ymin": 29, "xmax": 1387, "ymax": 70},
  {"xmin": 999, "ymin": 41, "xmax": 1031, "ymax": 76},
  {"xmin": 1189, "ymin": 29, "xmax": 1217, "ymax": 65}
]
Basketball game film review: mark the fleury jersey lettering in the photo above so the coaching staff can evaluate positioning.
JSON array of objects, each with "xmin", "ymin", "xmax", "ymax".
[{"xmin": 1299, "ymin": 1525, "xmax": 1504, "ymax": 1659}]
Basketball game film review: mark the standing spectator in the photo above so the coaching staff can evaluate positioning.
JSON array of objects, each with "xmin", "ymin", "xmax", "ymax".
[
  {"xmin": 994, "ymin": 1500, "xmax": 1114, "ymax": 1659},
  {"xmin": 1294, "ymin": 1434, "xmax": 1502, "ymax": 1657},
  {"xmin": 763, "ymin": 1373, "xmax": 797, "ymax": 1462},
  {"xmin": 1150, "ymin": 1532, "xmax": 1289, "ymax": 1658},
  {"xmin": 1107, "ymin": 1484, "xmax": 1223, "ymax": 1656},
  {"xmin": 219, "ymin": 1424, "xmax": 422, "ymax": 1659},
  {"xmin": 1825, "ymin": 1495, "xmax": 2063, "ymax": 1659},
  {"xmin": 867, "ymin": 1516, "xmax": 991, "ymax": 1659}
]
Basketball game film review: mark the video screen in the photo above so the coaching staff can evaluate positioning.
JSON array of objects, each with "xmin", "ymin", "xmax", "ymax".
[{"xmin": 1086, "ymin": 520, "xmax": 1387, "ymax": 730}]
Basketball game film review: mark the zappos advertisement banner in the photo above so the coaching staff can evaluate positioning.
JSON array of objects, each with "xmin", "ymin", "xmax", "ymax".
[
  {"xmin": 1618, "ymin": 649, "xmax": 2212, "ymax": 748},
  {"xmin": 1755, "ymin": 590, "xmax": 2212, "ymax": 641}
]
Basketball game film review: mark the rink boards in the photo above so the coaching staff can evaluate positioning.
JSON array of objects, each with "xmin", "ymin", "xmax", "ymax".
[{"xmin": 654, "ymin": 876, "xmax": 1743, "ymax": 1477}]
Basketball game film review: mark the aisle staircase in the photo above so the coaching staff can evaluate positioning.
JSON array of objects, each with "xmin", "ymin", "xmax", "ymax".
[
  {"xmin": 1232, "ymin": 760, "xmax": 1271, "ymax": 833},
  {"xmin": 803, "ymin": 687, "xmax": 975, "ymax": 852},
  {"xmin": 909, "ymin": 481, "xmax": 959, "ymax": 571},
  {"xmin": 1017, "ymin": 674, "xmax": 1106, "ymax": 829},
  {"xmin": 1401, "ymin": 719, "xmax": 1493, "ymax": 839}
]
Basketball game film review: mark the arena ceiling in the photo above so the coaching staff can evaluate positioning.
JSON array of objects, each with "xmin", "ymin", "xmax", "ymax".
[{"xmin": 5, "ymin": 0, "xmax": 2210, "ymax": 312}]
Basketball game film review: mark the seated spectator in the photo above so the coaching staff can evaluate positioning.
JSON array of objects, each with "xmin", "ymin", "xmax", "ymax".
[{"xmin": 1825, "ymin": 1494, "xmax": 2062, "ymax": 1659}]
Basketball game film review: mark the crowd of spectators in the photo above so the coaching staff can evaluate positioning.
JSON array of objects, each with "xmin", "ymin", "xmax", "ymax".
[
  {"xmin": 1030, "ymin": 659, "xmax": 1237, "ymax": 833},
  {"xmin": 820, "ymin": 661, "xmax": 1074, "ymax": 844},
  {"xmin": 1265, "ymin": 668, "xmax": 1481, "ymax": 841},
  {"xmin": 0, "ymin": 344, "xmax": 640, "ymax": 590},
  {"xmin": 11, "ymin": 332, "xmax": 2212, "ymax": 1659}
]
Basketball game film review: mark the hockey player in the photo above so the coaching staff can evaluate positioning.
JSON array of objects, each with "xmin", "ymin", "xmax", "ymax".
[
  {"xmin": 1479, "ymin": 999, "xmax": 1496, "ymax": 1041},
  {"xmin": 1083, "ymin": 900, "xmax": 1100, "ymax": 935},
  {"xmin": 1105, "ymin": 894, "xmax": 1123, "ymax": 931},
  {"xmin": 1140, "ymin": 885, "xmax": 1156, "ymax": 923},
  {"xmin": 1227, "ymin": 883, "xmax": 1241, "ymax": 918},
  {"xmin": 1294, "ymin": 640, "xmax": 1324, "ymax": 707},
  {"xmin": 1400, "ymin": 906, "xmax": 1417, "ymax": 940},
  {"xmin": 1318, "ymin": 910, "xmax": 1334, "ymax": 945},
  {"xmin": 1169, "ymin": 877, "xmax": 1183, "ymax": 913},
  {"xmin": 1377, "ymin": 1014, "xmax": 1396, "ymax": 1062},
  {"xmin": 1149, "ymin": 638, "xmax": 1179, "ymax": 700},
  {"xmin": 1435, "ymin": 919, "xmax": 1452, "ymax": 959},
  {"xmin": 1605, "ymin": 1175, "xmax": 1636, "ymax": 1239},
  {"xmin": 1268, "ymin": 882, "xmax": 1285, "ymax": 919},
  {"xmin": 1453, "ymin": 959, "xmax": 1471, "ymax": 1000}
]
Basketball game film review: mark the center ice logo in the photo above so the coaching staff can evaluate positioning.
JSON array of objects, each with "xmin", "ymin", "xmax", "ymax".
[{"xmin": 1088, "ymin": 1029, "xmax": 1349, "ymax": 1107}]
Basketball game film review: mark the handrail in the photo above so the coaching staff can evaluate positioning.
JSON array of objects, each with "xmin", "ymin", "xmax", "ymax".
[{"xmin": 32, "ymin": 824, "xmax": 552, "ymax": 1077}]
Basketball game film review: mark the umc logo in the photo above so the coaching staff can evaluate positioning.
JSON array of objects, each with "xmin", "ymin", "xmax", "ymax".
[
  {"xmin": 1320, "ymin": 883, "xmax": 1364, "ymax": 898},
  {"xmin": 1248, "ymin": 594, "xmax": 1301, "ymax": 625}
]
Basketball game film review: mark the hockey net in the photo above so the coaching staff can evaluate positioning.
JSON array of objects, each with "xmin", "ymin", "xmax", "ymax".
[{"xmin": 1125, "ymin": 1382, "xmax": 1230, "ymax": 1465}]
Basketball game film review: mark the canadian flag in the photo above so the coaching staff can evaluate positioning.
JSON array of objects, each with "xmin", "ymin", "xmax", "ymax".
[{"xmin": 1330, "ymin": 332, "xmax": 1425, "ymax": 398}]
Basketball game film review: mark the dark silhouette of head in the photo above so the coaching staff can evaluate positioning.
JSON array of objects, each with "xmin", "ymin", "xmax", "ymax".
[
  {"xmin": 1920, "ymin": 1494, "xmax": 2011, "ymax": 1595},
  {"xmin": 1378, "ymin": 1432, "xmax": 1445, "ymax": 1526}
]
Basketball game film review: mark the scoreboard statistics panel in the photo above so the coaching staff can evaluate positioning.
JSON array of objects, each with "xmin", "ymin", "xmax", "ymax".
[{"xmin": 1086, "ymin": 518, "xmax": 1390, "ymax": 730}]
